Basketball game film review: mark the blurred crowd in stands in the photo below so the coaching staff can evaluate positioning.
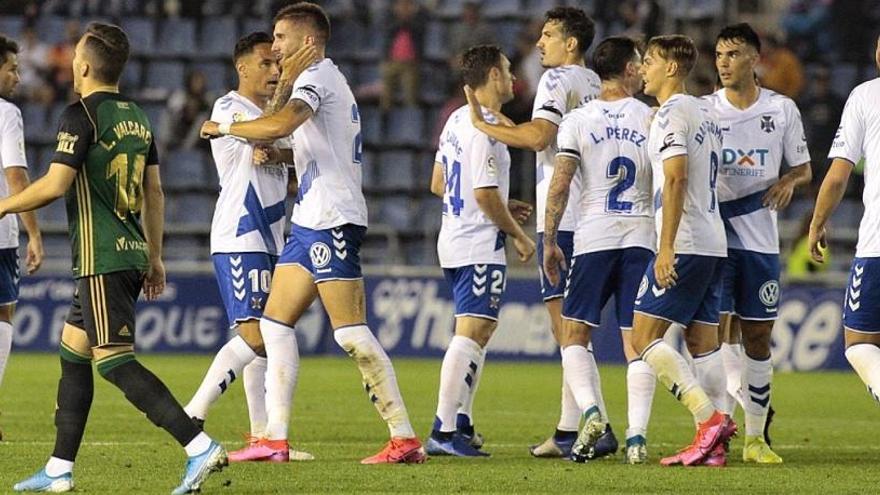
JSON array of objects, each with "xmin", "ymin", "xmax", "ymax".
[{"xmin": 0, "ymin": 0, "xmax": 878, "ymax": 274}]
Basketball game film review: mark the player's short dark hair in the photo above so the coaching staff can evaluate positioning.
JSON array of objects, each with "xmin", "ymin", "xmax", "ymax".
[
  {"xmin": 82, "ymin": 22, "xmax": 129, "ymax": 84},
  {"xmin": 646, "ymin": 35, "xmax": 697, "ymax": 75},
  {"xmin": 717, "ymin": 22, "xmax": 761, "ymax": 53},
  {"xmin": 592, "ymin": 36, "xmax": 641, "ymax": 81},
  {"xmin": 545, "ymin": 7, "xmax": 595, "ymax": 55},
  {"xmin": 274, "ymin": 2, "xmax": 331, "ymax": 43},
  {"xmin": 461, "ymin": 44, "xmax": 504, "ymax": 88},
  {"xmin": 233, "ymin": 31, "xmax": 274, "ymax": 64},
  {"xmin": 0, "ymin": 35, "xmax": 18, "ymax": 66}
]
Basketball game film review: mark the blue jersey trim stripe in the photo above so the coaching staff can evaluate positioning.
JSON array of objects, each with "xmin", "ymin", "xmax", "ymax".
[{"xmin": 719, "ymin": 187, "xmax": 770, "ymax": 220}]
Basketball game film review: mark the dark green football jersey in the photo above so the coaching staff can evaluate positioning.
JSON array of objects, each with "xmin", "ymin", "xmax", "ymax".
[{"xmin": 51, "ymin": 92, "xmax": 160, "ymax": 278}]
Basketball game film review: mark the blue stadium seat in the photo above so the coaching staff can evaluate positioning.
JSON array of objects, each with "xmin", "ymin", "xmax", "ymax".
[
  {"xmin": 424, "ymin": 21, "xmax": 448, "ymax": 60},
  {"xmin": 360, "ymin": 104, "xmax": 382, "ymax": 145},
  {"xmin": 355, "ymin": 21, "xmax": 382, "ymax": 59},
  {"xmin": 436, "ymin": 0, "xmax": 465, "ymax": 18},
  {"xmin": 120, "ymin": 17, "xmax": 155, "ymax": 55},
  {"xmin": 157, "ymin": 18, "xmax": 197, "ymax": 56},
  {"xmin": 327, "ymin": 19, "xmax": 362, "ymax": 58},
  {"xmin": 120, "ymin": 59, "xmax": 143, "ymax": 92},
  {"xmin": 375, "ymin": 151, "xmax": 417, "ymax": 190},
  {"xmin": 199, "ymin": 16, "xmax": 237, "ymax": 57},
  {"xmin": 191, "ymin": 62, "xmax": 230, "ymax": 93},
  {"xmin": 415, "ymin": 198, "xmax": 442, "ymax": 232},
  {"xmin": 525, "ymin": 0, "xmax": 557, "ymax": 16},
  {"xmin": 21, "ymin": 103, "xmax": 48, "ymax": 141},
  {"xmin": 163, "ymin": 236, "xmax": 208, "ymax": 260},
  {"xmin": 496, "ymin": 21, "xmax": 523, "ymax": 54},
  {"xmin": 36, "ymin": 16, "xmax": 67, "ymax": 45},
  {"xmin": 378, "ymin": 196, "xmax": 415, "ymax": 231},
  {"xmin": 420, "ymin": 65, "xmax": 449, "ymax": 105},
  {"xmin": 42, "ymin": 197, "xmax": 68, "ymax": 225},
  {"xmin": 831, "ymin": 64, "xmax": 858, "ymax": 99},
  {"xmin": 357, "ymin": 63, "xmax": 380, "ymax": 84},
  {"xmin": 0, "ymin": 16, "xmax": 24, "ymax": 38},
  {"xmin": 47, "ymin": 103, "xmax": 66, "ymax": 131},
  {"xmin": 337, "ymin": 62, "xmax": 357, "ymax": 86},
  {"xmin": 832, "ymin": 199, "xmax": 863, "ymax": 229},
  {"xmin": 163, "ymin": 150, "xmax": 209, "ymax": 190},
  {"xmin": 361, "ymin": 151, "xmax": 377, "ymax": 189},
  {"xmin": 167, "ymin": 192, "xmax": 215, "ymax": 225},
  {"xmin": 145, "ymin": 61, "xmax": 185, "ymax": 92},
  {"xmin": 484, "ymin": 0, "xmax": 522, "ymax": 19},
  {"xmin": 386, "ymin": 107, "xmax": 424, "ymax": 146},
  {"xmin": 241, "ymin": 18, "xmax": 270, "ymax": 37},
  {"xmin": 140, "ymin": 102, "xmax": 165, "ymax": 132},
  {"xmin": 404, "ymin": 238, "xmax": 436, "ymax": 265}
]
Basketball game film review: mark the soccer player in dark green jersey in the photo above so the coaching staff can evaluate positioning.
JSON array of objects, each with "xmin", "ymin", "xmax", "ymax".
[{"xmin": 0, "ymin": 23, "xmax": 227, "ymax": 494}]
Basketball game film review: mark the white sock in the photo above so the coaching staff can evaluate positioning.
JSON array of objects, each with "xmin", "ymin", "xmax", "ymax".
[
  {"xmin": 183, "ymin": 431, "xmax": 212, "ymax": 457},
  {"xmin": 693, "ymin": 348, "xmax": 727, "ymax": 412},
  {"xmin": 641, "ymin": 340, "xmax": 715, "ymax": 423},
  {"xmin": 243, "ymin": 356, "xmax": 268, "ymax": 437},
  {"xmin": 0, "ymin": 321, "xmax": 11, "ymax": 388},
  {"xmin": 261, "ymin": 318, "xmax": 300, "ymax": 440},
  {"xmin": 846, "ymin": 344, "xmax": 880, "ymax": 403},
  {"xmin": 184, "ymin": 335, "xmax": 257, "ymax": 420},
  {"xmin": 586, "ymin": 343, "xmax": 608, "ymax": 422},
  {"xmin": 561, "ymin": 345, "xmax": 599, "ymax": 414},
  {"xmin": 435, "ymin": 335, "xmax": 482, "ymax": 432},
  {"xmin": 625, "ymin": 358, "xmax": 655, "ymax": 440},
  {"xmin": 457, "ymin": 344, "xmax": 486, "ymax": 426},
  {"xmin": 558, "ymin": 373, "xmax": 581, "ymax": 432},
  {"xmin": 720, "ymin": 342, "xmax": 745, "ymax": 414},
  {"xmin": 45, "ymin": 457, "xmax": 74, "ymax": 477},
  {"xmin": 335, "ymin": 325, "xmax": 415, "ymax": 438},
  {"xmin": 743, "ymin": 353, "xmax": 773, "ymax": 437}
]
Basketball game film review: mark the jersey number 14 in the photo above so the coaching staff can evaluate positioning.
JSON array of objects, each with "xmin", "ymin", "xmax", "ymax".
[{"xmin": 441, "ymin": 155, "xmax": 464, "ymax": 217}]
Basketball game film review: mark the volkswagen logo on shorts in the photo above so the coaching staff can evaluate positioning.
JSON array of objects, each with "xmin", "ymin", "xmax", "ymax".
[
  {"xmin": 309, "ymin": 242, "xmax": 331, "ymax": 269},
  {"xmin": 637, "ymin": 275, "xmax": 649, "ymax": 300},
  {"xmin": 759, "ymin": 280, "xmax": 780, "ymax": 306}
]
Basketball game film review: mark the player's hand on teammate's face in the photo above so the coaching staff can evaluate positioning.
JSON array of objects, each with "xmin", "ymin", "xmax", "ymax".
[
  {"xmin": 514, "ymin": 234, "xmax": 536, "ymax": 263},
  {"xmin": 25, "ymin": 237, "xmax": 43, "ymax": 274},
  {"xmin": 763, "ymin": 178, "xmax": 795, "ymax": 210},
  {"xmin": 464, "ymin": 85, "xmax": 486, "ymax": 127},
  {"xmin": 508, "ymin": 199, "xmax": 533, "ymax": 224},
  {"xmin": 144, "ymin": 260, "xmax": 166, "ymax": 301},
  {"xmin": 200, "ymin": 120, "xmax": 220, "ymax": 139},
  {"xmin": 808, "ymin": 226, "xmax": 827, "ymax": 263},
  {"xmin": 280, "ymin": 41, "xmax": 318, "ymax": 81},
  {"xmin": 542, "ymin": 242, "xmax": 566, "ymax": 287},
  {"xmin": 654, "ymin": 248, "xmax": 678, "ymax": 289}
]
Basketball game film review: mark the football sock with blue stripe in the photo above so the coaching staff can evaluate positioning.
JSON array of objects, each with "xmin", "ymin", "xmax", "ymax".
[
  {"xmin": 435, "ymin": 335, "xmax": 482, "ymax": 433},
  {"xmin": 185, "ymin": 335, "xmax": 257, "ymax": 421}
]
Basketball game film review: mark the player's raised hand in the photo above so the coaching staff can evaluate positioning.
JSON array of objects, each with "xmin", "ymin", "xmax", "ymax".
[
  {"xmin": 763, "ymin": 176, "xmax": 795, "ymax": 210},
  {"xmin": 280, "ymin": 40, "xmax": 318, "ymax": 81},
  {"xmin": 200, "ymin": 120, "xmax": 221, "ymax": 139},
  {"xmin": 464, "ymin": 85, "xmax": 486, "ymax": 127},
  {"xmin": 654, "ymin": 247, "xmax": 678, "ymax": 289},
  {"xmin": 808, "ymin": 225, "xmax": 828, "ymax": 263},
  {"xmin": 514, "ymin": 234, "xmax": 536, "ymax": 263},
  {"xmin": 542, "ymin": 242, "xmax": 566, "ymax": 287},
  {"xmin": 508, "ymin": 199, "xmax": 533, "ymax": 224},
  {"xmin": 25, "ymin": 236, "xmax": 43, "ymax": 274},
  {"xmin": 487, "ymin": 109, "xmax": 515, "ymax": 127},
  {"xmin": 144, "ymin": 259, "xmax": 166, "ymax": 301}
]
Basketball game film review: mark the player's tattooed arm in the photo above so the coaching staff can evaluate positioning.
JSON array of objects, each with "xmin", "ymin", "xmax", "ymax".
[
  {"xmin": 543, "ymin": 155, "xmax": 578, "ymax": 246},
  {"xmin": 265, "ymin": 42, "xmax": 318, "ymax": 116},
  {"xmin": 264, "ymin": 78, "xmax": 296, "ymax": 116},
  {"xmin": 202, "ymin": 99, "xmax": 314, "ymax": 141}
]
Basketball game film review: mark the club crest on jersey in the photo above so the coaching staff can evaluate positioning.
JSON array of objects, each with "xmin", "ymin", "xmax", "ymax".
[
  {"xmin": 759, "ymin": 280, "xmax": 780, "ymax": 306},
  {"xmin": 309, "ymin": 242, "xmax": 331, "ymax": 269},
  {"xmin": 760, "ymin": 115, "xmax": 775, "ymax": 133}
]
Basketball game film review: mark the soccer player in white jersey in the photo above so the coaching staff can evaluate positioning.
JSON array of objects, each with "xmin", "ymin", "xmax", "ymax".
[
  {"xmin": 183, "ymin": 32, "xmax": 313, "ymax": 462},
  {"xmin": 810, "ymin": 35, "xmax": 880, "ymax": 409},
  {"xmin": 0, "ymin": 35, "xmax": 43, "ymax": 440},
  {"xmin": 465, "ymin": 7, "xmax": 614, "ymax": 459},
  {"xmin": 544, "ymin": 36, "xmax": 656, "ymax": 464},
  {"xmin": 706, "ymin": 23, "xmax": 812, "ymax": 464},
  {"xmin": 631, "ymin": 35, "xmax": 735, "ymax": 467},
  {"xmin": 200, "ymin": 2, "xmax": 425, "ymax": 464},
  {"xmin": 427, "ymin": 45, "xmax": 536, "ymax": 457}
]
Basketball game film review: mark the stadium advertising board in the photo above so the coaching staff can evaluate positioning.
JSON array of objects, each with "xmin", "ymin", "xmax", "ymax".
[{"xmin": 10, "ymin": 274, "xmax": 848, "ymax": 370}]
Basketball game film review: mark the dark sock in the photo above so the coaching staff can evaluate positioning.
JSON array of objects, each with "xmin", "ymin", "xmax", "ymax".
[
  {"xmin": 554, "ymin": 428, "xmax": 578, "ymax": 442},
  {"xmin": 98, "ymin": 355, "xmax": 200, "ymax": 446},
  {"xmin": 52, "ymin": 351, "xmax": 94, "ymax": 461}
]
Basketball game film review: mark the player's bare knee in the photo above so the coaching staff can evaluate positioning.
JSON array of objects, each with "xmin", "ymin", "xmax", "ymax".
[
  {"xmin": 238, "ymin": 322, "xmax": 265, "ymax": 356},
  {"xmin": 61, "ymin": 324, "xmax": 93, "ymax": 358},
  {"xmin": 455, "ymin": 317, "xmax": 495, "ymax": 348},
  {"xmin": 559, "ymin": 320, "xmax": 591, "ymax": 348},
  {"xmin": 0, "ymin": 303, "xmax": 14, "ymax": 323},
  {"xmin": 93, "ymin": 344, "xmax": 135, "ymax": 378},
  {"xmin": 685, "ymin": 325, "xmax": 719, "ymax": 356}
]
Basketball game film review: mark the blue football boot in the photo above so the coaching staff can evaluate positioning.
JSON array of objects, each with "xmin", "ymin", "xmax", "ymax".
[
  {"xmin": 171, "ymin": 440, "xmax": 228, "ymax": 495},
  {"xmin": 13, "ymin": 469, "xmax": 73, "ymax": 492}
]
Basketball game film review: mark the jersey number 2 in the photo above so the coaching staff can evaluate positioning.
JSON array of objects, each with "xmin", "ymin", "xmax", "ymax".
[
  {"xmin": 107, "ymin": 153, "xmax": 146, "ymax": 220},
  {"xmin": 606, "ymin": 156, "xmax": 636, "ymax": 213}
]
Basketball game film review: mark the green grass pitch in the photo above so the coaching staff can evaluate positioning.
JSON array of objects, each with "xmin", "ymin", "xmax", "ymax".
[{"xmin": 0, "ymin": 353, "xmax": 876, "ymax": 493}]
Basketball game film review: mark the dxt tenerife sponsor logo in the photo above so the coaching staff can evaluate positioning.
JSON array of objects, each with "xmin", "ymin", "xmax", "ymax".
[{"xmin": 721, "ymin": 147, "xmax": 770, "ymax": 177}]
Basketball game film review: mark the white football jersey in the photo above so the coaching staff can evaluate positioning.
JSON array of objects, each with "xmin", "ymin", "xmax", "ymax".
[
  {"xmin": 829, "ymin": 78, "xmax": 880, "ymax": 257},
  {"xmin": 705, "ymin": 88, "xmax": 810, "ymax": 254},
  {"xmin": 0, "ymin": 98, "xmax": 27, "ymax": 249},
  {"xmin": 289, "ymin": 58, "xmax": 367, "ymax": 230},
  {"xmin": 648, "ymin": 94, "xmax": 726, "ymax": 257},
  {"xmin": 556, "ymin": 97, "xmax": 656, "ymax": 256},
  {"xmin": 209, "ymin": 91, "xmax": 289, "ymax": 255},
  {"xmin": 532, "ymin": 64, "xmax": 601, "ymax": 233},
  {"xmin": 436, "ymin": 106, "xmax": 511, "ymax": 268}
]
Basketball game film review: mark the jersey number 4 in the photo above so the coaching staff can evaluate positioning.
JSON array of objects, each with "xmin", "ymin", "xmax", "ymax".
[
  {"xmin": 107, "ymin": 153, "xmax": 146, "ymax": 220},
  {"xmin": 441, "ymin": 155, "xmax": 464, "ymax": 217},
  {"xmin": 605, "ymin": 156, "xmax": 636, "ymax": 213}
]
